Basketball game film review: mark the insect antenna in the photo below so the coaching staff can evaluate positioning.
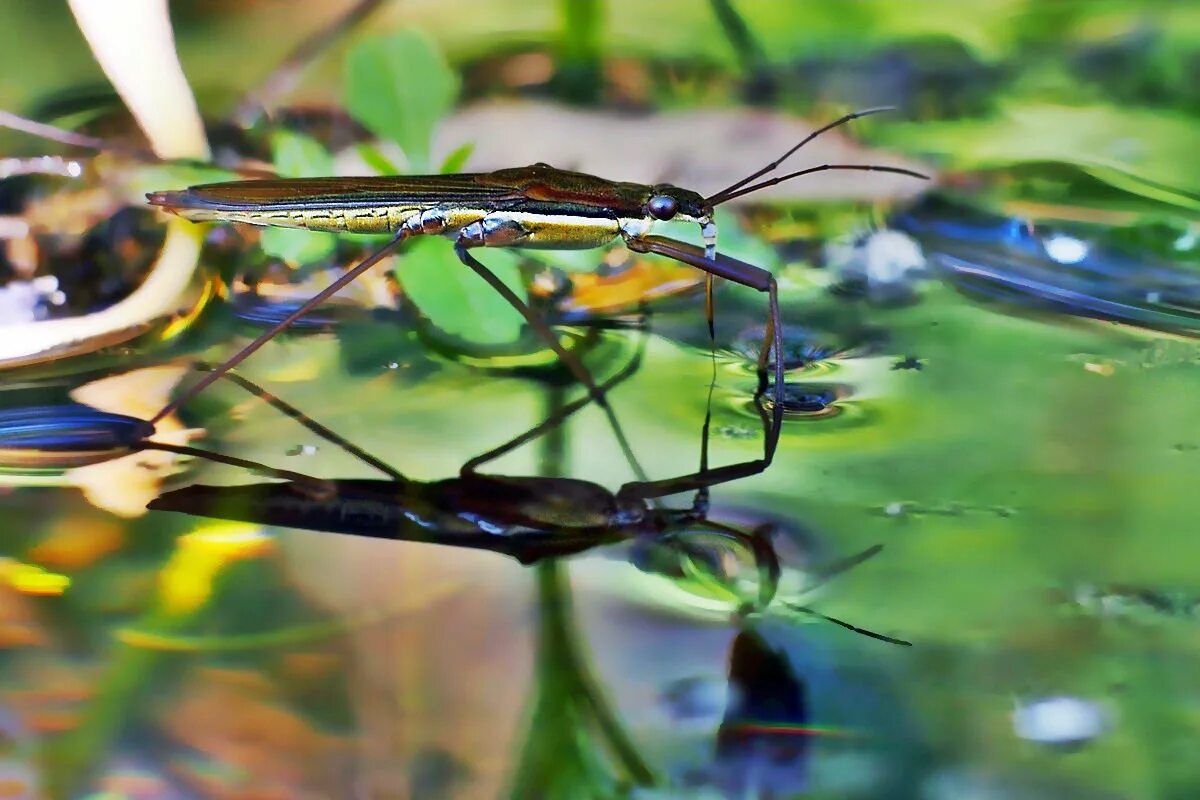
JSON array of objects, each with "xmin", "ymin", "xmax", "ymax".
[
  {"xmin": 708, "ymin": 162, "xmax": 930, "ymax": 206},
  {"xmin": 704, "ymin": 106, "xmax": 898, "ymax": 205},
  {"xmin": 784, "ymin": 603, "xmax": 912, "ymax": 646},
  {"xmin": 704, "ymin": 107, "xmax": 931, "ymax": 207}
]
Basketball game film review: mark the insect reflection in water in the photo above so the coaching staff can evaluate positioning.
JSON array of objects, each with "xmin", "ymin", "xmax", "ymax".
[{"xmin": 134, "ymin": 325, "xmax": 909, "ymax": 639}]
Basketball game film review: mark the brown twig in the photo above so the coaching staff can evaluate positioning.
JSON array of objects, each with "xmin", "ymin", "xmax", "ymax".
[
  {"xmin": 232, "ymin": 0, "xmax": 388, "ymax": 128},
  {"xmin": 0, "ymin": 109, "xmax": 157, "ymax": 161}
]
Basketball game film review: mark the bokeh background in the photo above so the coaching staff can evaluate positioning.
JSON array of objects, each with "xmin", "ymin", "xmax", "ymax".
[{"xmin": 1, "ymin": 1, "xmax": 1199, "ymax": 798}]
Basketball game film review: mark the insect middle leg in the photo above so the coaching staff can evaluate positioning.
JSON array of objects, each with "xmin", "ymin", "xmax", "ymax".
[
  {"xmin": 460, "ymin": 318, "xmax": 649, "ymax": 476},
  {"xmin": 453, "ymin": 216, "xmax": 615, "ymax": 406},
  {"xmin": 452, "ymin": 219, "xmax": 656, "ymax": 481}
]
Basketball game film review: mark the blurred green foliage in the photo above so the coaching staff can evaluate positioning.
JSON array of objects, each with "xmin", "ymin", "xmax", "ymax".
[
  {"xmin": 398, "ymin": 237, "xmax": 528, "ymax": 343},
  {"xmin": 344, "ymin": 29, "xmax": 458, "ymax": 171},
  {"xmin": 342, "ymin": 29, "xmax": 530, "ymax": 344},
  {"xmin": 5, "ymin": 2, "xmax": 1200, "ymax": 797}
]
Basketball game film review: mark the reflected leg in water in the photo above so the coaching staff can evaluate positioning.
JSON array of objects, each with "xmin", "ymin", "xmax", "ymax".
[{"xmin": 142, "ymin": 320, "xmax": 785, "ymax": 585}]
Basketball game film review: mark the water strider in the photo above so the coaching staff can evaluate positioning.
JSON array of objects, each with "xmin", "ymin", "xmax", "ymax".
[{"xmin": 145, "ymin": 107, "xmax": 928, "ymax": 464}]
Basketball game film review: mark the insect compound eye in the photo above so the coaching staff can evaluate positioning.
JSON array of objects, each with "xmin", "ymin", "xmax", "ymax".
[{"xmin": 647, "ymin": 194, "xmax": 679, "ymax": 221}]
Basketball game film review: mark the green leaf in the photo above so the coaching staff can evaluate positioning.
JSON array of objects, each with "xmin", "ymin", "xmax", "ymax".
[
  {"xmin": 345, "ymin": 30, "xmax": 459, "ymax": 172},
  {"xmin": 397, "ymin": 237, "xmax": 527, "ymax": 344},
  {"xmin": 261, "ymin": 226, "xmax": 338, "ymax": 266},
  {"xmin": 438, "ymin": 142, "xmax": 475, "ymax": 174},
  {"xmin": 261, "ymin": 130, "xmax": 338, "ymax": 264},
  {"xmin": 519, "ymin": 247, "xmax": 607, "ymax": 274},
  {"xmin": 355, "ymin": 142, "xmax": 400, "ymax": 175},
  {"xmin": 878, "ymin": 103, "xmax": 1200, "ymax": 212},
  {"xmin": 272, "ymin": 129, "xmax": 333, "ymax": 177}
]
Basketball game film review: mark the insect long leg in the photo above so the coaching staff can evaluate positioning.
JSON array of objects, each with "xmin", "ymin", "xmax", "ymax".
[
  {"xmin": 0, "ymin": 108, "xmax": 157, "ymax": 162},
  {"xmin": 232, "ymin": 0, "xmax": 386, "ymax": 127},
  {"xmin": 692, "ymin": 382, "xmax": 714, "ymax": 514},
  {"xmin": 783, "ymin": 544, "xmax": 910, "ymax": 645},
  {"xmin": 613, "ymin": 318, "xmax": 773, "ymax": 507},
  {"xmin": 192, "ymin": 363, "xmax": 405, "ymax": 481},
  {"xmin": 149, "ymin": 229, "xmax": 410, "ymax": 427},
  {"xmin": 624, "ymin": 234, "xmax": 784, "ymax": 463},
  {"xmin": 616, "ymin": 454, "xmax": 767, "ymax": 505},
  {"xmin": 137, "ymin": 361, "xmax": 414, "ymax": 489},
  {"xmin": 625, "ymin": 372, "xmax": 781, "ymax": 607},
  {"xmin": 136, "ymin": 439, "xmax": 334, "ymax": 492},
  {"xmin": 800, "ymin": 544, "xmax": 885, "ymax": 594},
  {"xmin": 461, "ymin": 321, "xmax": 650, "ymax": 475},
  {"xmin": 704, "ymin": 273, "xmax": 717, "ymax": 344},
  {"xmin": 453, "ymin": 242, "xmax": 610, "ymax": 405},
  {"xmin": 453, "ymin": 241, "xmax": 651, "ymax": 482}
]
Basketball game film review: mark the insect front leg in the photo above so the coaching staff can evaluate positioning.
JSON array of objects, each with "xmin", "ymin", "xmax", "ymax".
[{"xmin": 624, "ymin": 234, "xmax": 784, "ymax": 464}]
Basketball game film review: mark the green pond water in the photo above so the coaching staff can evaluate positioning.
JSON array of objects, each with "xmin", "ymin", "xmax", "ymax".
[{"xmin": 2, "ymin": 2, "xmax": 1200, "ymax": 799}]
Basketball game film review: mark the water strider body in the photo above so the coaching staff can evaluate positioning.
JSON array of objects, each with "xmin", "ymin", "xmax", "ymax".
[
  {"xmin": 145, "ymin": 108, "xmax": 928, "ymax": 463},
  {"xmin": 148, "ymin": 163, "xmax": 713, "ymax": 248}
]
